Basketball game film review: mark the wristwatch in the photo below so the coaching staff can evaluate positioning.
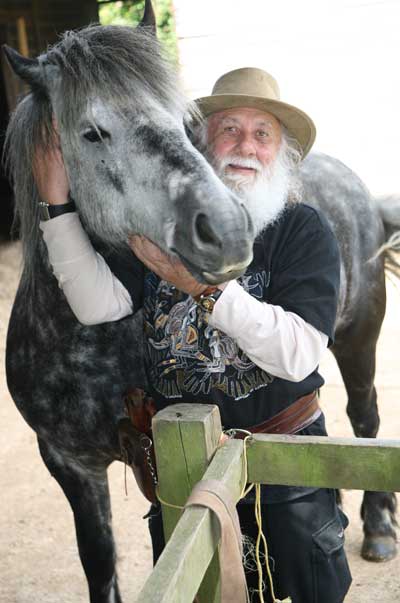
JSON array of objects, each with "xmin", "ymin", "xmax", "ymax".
[
  {"xmin": 193, "ymin": 286, "xmax": 223, "ymax": 313},
  {"xmin": 38, "ymin": 199, "xmax": 76, "ymax": 221}
]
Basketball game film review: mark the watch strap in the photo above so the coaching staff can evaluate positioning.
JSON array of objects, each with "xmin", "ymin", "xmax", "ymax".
[
  {"xmin": 39, "ymin": 199, "xmax": 76, "ymax": 221},
  {"xmin": 193, "ymin": 286, "xmax": 218, "ymax": 302}
]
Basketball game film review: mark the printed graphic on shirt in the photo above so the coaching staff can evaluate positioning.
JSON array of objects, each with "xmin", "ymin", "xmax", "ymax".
[{"xmin": 143, "ymin": 270, "xmax": 274, "ymax": 400}]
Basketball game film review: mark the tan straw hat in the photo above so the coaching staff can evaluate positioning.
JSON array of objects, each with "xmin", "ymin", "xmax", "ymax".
[{"xmin": 195, "ymin": 67, "xmax": 316, "ymax": 158}]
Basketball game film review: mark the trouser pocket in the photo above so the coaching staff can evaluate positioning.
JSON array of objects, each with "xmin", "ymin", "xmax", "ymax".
[{"xmin": 312, "ymin": 507, "xmax": 352, "ymax": 603}]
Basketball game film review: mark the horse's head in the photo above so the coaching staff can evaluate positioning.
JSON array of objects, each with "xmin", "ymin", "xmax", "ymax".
[{"xmin": 3, "ymin": 0, "xmax": 253, "ymax": 284}]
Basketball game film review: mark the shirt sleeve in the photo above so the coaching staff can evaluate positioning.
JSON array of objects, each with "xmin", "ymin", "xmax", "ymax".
[
  {"xmin": 40, "ymin": 213, "xmax": 140, "ymax": 325},
  {"xmin": 208, "ymin": 280, "xmax": 329, "ymax": 381}
]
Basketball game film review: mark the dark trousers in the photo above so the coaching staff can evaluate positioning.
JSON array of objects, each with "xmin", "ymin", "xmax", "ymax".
[{"xmin": 148, "ymin": 488, "xmax": 352, "ymax": 603}]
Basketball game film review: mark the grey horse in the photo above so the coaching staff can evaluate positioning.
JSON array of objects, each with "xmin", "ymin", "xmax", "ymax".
[
  {"xmin": 3, "ymin": 4, "xmax": 253, "ymax": 603},
  {"xmin": 302, "ymin": 152, "xmax": 400, "ymax": 562},
  {"xmin": 3, "ymin": 3, "xmax": 400, "ymax": 602}
]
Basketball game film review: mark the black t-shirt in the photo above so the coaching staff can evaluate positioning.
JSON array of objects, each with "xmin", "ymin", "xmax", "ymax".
[{"xmin": 106, "ymin": 202, "xmax": 341, "ymax": 503}]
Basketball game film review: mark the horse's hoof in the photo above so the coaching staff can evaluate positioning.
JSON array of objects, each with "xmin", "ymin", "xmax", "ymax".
[{"xmin": 361, "ymin": 535, "xmax": 397, "ymax": 562}]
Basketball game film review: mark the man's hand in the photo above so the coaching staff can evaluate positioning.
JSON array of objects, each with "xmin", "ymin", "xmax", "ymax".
[
  {"xmin": 33, "ymin": 132, "xmax": 69, "ymax": 205},
  {"xmin": 130, "ymin": 235, "xmax": 214, "ymax": 297}
]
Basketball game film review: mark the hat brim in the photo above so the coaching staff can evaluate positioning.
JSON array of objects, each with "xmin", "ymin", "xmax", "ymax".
[{"xmin": 195, "ymin": 94, "xmax": 316, "ymax": 158}]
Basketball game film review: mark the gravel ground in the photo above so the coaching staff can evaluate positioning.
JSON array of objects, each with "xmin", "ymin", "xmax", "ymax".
[{"xmin": 1, "ymin": 241, "xmax": 399, "ymax": 602}]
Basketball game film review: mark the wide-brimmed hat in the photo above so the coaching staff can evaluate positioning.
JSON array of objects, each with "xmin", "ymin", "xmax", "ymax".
[{"xmin": 195, "ymin": 67, "xmax": 316, "ymax": 158}]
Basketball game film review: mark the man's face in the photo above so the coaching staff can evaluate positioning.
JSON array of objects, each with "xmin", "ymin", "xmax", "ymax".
[
  {"xmin": 206, "ymin": 107, "xmax": 282, "ymax": 182},
  {"xmin": 204, "ymin": 106, "xmax": 294, "ymax": 235}
]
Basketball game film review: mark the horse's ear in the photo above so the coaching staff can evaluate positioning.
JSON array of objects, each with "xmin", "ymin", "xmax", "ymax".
[
  {"xmin": 3, "ymin": 44, "xmax": 60, "ymax": 95},
  {"xmin": 138, "ymin": 0, "xmax": 157, "ymax": 35},
  {"xmin": 2, "ymin": 45, "xmax": 43, "ymax": 88}
]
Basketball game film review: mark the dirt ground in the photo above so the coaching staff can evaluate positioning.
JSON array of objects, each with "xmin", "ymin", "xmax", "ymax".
[{"xmin": 1, "ymin": 240, "xmax": 399, "ymax": 603}]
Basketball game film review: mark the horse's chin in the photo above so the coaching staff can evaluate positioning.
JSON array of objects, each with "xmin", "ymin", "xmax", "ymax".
[
  {"xmin": 175, "ymin": 252, "xmax": 248, "ymax": 285},
  {"xmin": 201, "ymin": 268, "xmax": 246, "ymax": 284}
]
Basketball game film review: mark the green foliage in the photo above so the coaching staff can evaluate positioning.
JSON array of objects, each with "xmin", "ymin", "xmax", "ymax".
[{"xmin": 98, "ymin": 0, "xmax": 178, "ymax": 63}]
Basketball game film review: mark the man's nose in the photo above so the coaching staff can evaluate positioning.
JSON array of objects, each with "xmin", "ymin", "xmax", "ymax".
[{"xmin": 236, "ymin": 133, "xmax": 256, "ymax": 156}]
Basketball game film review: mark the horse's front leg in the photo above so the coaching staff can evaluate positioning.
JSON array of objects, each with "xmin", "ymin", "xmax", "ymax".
[{"xmin": 38, "ymin": 437, "xmax": 122, "ymax": 603}]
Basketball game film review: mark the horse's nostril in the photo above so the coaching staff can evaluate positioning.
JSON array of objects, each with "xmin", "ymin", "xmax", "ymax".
[{"xmin": 195, "ymin": 213, "xmax": 221, "ymax": 248}]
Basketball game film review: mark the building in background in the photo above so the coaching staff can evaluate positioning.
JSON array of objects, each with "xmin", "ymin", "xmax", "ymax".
[
  {"xmin": 173, "ymin": 0, "xmax": 400, "ymax": 196},
  {"xmin": 0, "ymin": 0, "xmax": 98, "ymax": 238}
]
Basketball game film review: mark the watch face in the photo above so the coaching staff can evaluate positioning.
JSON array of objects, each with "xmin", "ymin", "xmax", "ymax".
[
  {"xmin": 200, "ymin": 297, "xmax": 215, "ymax": 312},
  {"xmin": 199, "ymin": 289, "xmax": 222, "ymax": 313}
]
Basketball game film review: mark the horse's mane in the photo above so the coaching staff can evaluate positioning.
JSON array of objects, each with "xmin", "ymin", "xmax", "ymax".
[{"xmin": 5, "ymin": 24, "xmax": 195, "ymax": 290}]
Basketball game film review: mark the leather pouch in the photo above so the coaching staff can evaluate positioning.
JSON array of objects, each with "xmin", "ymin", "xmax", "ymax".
[{"xmin": 118, "ymin": 388, "xmax": 158, "ymax": 503}]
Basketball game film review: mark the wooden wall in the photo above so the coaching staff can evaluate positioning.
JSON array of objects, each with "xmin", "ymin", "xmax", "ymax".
[
  {"xmin": 33, "ymin": 0, "xmax": 99, "ymax": 51},
  {"xmin": 0, "ymin": 0, "xmax": 98, "ymax": 55},
  {"xmin": 0, "ymin": 0, "xmax": 98, "ymax": 238}
]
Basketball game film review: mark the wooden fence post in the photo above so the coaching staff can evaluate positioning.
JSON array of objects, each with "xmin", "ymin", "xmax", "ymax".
[
  {"xmin": 136, "ymin": 438, "xmax": 245, "ymax": 603},
  {"xmin": 152, "ymin": 403, "xmax": 222, "ymax": 602}
]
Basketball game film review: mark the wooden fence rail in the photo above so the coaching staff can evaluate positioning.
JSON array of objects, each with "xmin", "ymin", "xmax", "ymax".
[{"xmin": 136, "ymin": 404, "xmax": 400, "ymax": 603}]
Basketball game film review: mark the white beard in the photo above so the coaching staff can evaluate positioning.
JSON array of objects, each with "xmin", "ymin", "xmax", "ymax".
[{"xmin": 210, "ymin": 148, "xmax": 291, "ymax": 236}]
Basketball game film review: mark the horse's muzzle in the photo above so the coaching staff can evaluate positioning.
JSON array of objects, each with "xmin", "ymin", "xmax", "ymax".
[{"xmin": 172, "ymin": 197, "xmax": 254, "ymax": 283}]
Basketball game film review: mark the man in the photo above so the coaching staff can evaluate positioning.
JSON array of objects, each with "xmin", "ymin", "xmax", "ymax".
[{"xmin": 36, "ymin": 67, "xmax": 351, "ymax": 602}]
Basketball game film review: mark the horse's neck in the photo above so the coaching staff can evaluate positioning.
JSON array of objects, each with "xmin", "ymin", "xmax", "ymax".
[{"xmin": 19, "ymin": 236, "xmax": 57, "ymax": 296}]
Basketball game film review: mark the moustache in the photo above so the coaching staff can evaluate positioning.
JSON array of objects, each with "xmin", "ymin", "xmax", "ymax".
[{"xmin": 218, "ymin": 155, "xmax": 264, "ymax": 173}]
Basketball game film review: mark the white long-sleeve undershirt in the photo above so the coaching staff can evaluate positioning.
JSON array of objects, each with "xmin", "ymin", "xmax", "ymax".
[
  {"xmin": 40, "ymin": 213, "xmax": 133, "ymax": 324},
  {"xmin": 40, "ymin": 213, "xmax": 328, "ymax": 382}
]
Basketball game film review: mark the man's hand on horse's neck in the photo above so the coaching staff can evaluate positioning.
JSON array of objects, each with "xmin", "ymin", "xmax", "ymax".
[{"xmin": 129, "ymin": 235, "xmax": 228, "ymax": 297}]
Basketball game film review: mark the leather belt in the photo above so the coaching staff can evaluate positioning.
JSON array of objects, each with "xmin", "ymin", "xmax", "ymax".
[
  {"xmin": 119, "ymin": 389, "xmax": 320, "ymax": 502},
  {"xmin": 233, "ymin": 391, "xmax": 320, "ymax": 439}
]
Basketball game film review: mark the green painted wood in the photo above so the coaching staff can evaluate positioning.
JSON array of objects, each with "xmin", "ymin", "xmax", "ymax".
[
  {"xmin": 152, "ymin": 403, "xmax": 222, "ymax": 540},
  {"xmin": 246, "ymin": 434, "xmax": 400, "ymax": 491},
  {"xmin": 197, "ymin": 437, "xmax": 247, "ymax": 603},
  {"xmin": 136, "ymin": 439, "xmax": 244, "ymax": 603},
  {"xmin": 147, "ymin": 407, "xmax": 400, "ymax": 603},
  {"xmin": 152, "ymin": 403, "xmax": 223, "ymax": 602}
]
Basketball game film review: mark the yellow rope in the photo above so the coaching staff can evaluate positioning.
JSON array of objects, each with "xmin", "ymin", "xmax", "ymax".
[
  {"xmin": 155, "ymin": 485, "xmax": 184, "ymax": 510},
  {"xmin": 239, "ymin": 433, "xmax": 254, "ymax": 499},
  {"xmin": 239, "ymin": 435, "xmax": 291, "ymax": 603}
]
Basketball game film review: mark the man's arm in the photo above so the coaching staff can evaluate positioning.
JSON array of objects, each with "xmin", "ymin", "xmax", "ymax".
[
  {"xmin": 35, "ymin": 137, "xmax": 139, "ymax": 324},
  {"xmin": 129, "ymin": 237, "xmax": 330, "ymax": 383},
  {"xmin": 208, "ymin": 280, "xmax": 328, "ymax": 382},
  {"xmin": 40, "ymin": 214, "xmax": 134, "ymax": 325},
  {"xmin": 205, "ymin": 205, "xmax": 340, "ymax": 383}
]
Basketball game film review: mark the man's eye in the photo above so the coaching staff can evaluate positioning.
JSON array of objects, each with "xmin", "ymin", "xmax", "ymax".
[
  {"xmin": 83, "ymin": 128, "xmax": 110, "ymax": 143},
  {"xmin": 224, "ymin": 126, "xmax": 238, "ymax": 133},
  {"xmin": 257, "ymin": 130, "xmax": 269, "ymax": 138}
]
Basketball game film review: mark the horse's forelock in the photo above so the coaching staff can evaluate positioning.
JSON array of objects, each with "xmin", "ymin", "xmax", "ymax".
[{"xmin": 48, "ymin": 25, "xmax": 191, "ymax": 133}]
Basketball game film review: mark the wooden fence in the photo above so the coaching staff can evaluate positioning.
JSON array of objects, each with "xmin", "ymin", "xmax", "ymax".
[{"xmin": 136, "ymin": 403, "xmax": 400, "ymax": 603}]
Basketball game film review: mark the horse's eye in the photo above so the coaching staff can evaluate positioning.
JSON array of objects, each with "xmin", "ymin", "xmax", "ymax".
[{"xmin": 83, "ymin": 128, "xmax": 110, "ymax": 143}]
